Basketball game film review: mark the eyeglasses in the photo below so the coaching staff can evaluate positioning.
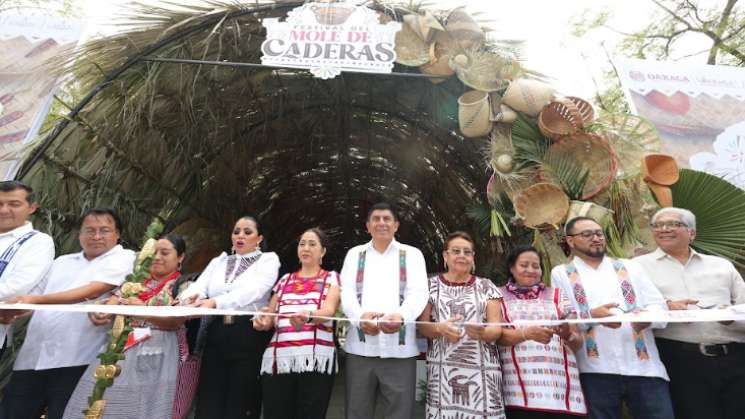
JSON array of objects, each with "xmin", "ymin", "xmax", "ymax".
[
  {"xmin": 446, "ymin": 248, "xmax": 474, "ymax": 257},
  {"xmin": 81, "ymin": 228, "xmax": 115, "ymax": 237},
  {"xmin": 650, "ymin": 221, "xmax": 688, "ymax": 231},
  {"xmin": 568, "ymin": 229, "xmax": 605, "ymax": 239}
]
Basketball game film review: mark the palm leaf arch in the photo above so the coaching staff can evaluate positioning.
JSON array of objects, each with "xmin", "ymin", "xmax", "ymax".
[{"xmin": 17, "ymin": 1, "xmax": 492, "ymax": 273}]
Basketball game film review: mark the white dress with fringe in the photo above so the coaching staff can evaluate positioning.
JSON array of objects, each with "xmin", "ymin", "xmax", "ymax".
[{"xmin": 260, "ymin": 270, "xmax": 339, "ymax": 375}]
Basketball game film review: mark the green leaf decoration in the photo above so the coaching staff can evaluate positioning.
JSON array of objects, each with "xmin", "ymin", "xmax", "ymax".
[
  {"xmin": 541, "ymin": 152, "xmax": 590, "ymax": 201},
  {"xmin": 511, "ymin": 112, "xmax": 550, "ymax": 169},
  {"xmin": 671, "ymin": 169, "xmax": 745, "ymax": 268}
]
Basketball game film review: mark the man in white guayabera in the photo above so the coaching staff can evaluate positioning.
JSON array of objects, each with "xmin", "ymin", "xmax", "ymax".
[{"xmin": 340, "ymin": 202, "xmax": 428, "ymax": 419}]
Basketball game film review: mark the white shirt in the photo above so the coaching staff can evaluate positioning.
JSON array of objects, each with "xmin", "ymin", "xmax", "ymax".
[
  {"xmin": 0, "ymin": 222, "xmax": 55, "ymax": 348},
  {"xmin": 178, "ymin": 250, "xmax": 280, "ymax": 311},
  {"xmin": 635, "ymin": 247, "xmax": 745, "ymax": 344},
  {"xmin": 340, "ymin": 239, "xmax": 428, "ymax": 358},
  {"xmin": 551, "ymin": 256, "xmax": 669, "ymax": 380},
  {"xmin": 14, "ymin": 245, "xmax": 135, "ymax": 370}
]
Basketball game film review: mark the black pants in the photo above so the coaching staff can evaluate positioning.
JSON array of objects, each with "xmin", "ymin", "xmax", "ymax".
[
  {"xmin": 261, "ymin": 371, "xmax": 335, "ymax": 419},
  {"xmin": 506, "ymin": 407, "xmax": 586, "ymax": 418},
  {"xmin": 656, "ymin": 338, "xmax": 745, "ymax": 419},
  {"xmin": 194, "ymin": 316, "xmax": 272, "ymax": 419},
  {"xmin": 3, "ymin": 365, "xmax": 87, "ymax": 419}
]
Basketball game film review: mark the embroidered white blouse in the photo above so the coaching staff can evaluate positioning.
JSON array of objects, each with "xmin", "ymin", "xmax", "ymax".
[
  {"xmin": 550, "ymin": 256, "xmax": 669, "ymax": 380},
  {"xmin": 179, "ymin": 250, "xmax": 280, "ymax": 311}
]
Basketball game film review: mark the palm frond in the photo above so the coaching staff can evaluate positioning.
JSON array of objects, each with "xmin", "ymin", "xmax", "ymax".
[
  {"xmin": 511, "ymin": 112, "xmax": 549, "ymax": 169},
  {"xmin": 672, "ymin": 169, "xmax": 745, "ymax": 268}
]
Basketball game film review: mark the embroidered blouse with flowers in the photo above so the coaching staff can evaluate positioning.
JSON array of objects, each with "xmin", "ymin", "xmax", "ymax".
[
  {"xmin": 498, "ymin": 279, "xmax": 587, "ymax": 415},
  {"xmin": 260, "ymin": 270, "xmax": 340, "ymax": 375},
  {"xmin": 178, "ymin": 250, "xmax": 281, "ymax": 311}
]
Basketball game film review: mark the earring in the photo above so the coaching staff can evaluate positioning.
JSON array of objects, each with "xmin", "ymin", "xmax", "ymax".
[{"xmin": 177, "ymin": 262, "xmax": 183, "ymax": 271}]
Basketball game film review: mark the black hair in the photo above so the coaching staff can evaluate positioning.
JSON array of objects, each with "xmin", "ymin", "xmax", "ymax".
[
  {"xmin": 505, "ymin": 245, "xmax": 540, "ymax": 270},
  {"xmin": 0, "ymin": 180, "xmax": 35, "ymax": 204},
  {"xmin": 564, "ymin": 216, "xmax": 598, "ymax": 236},
  {"xmin": 162, "ymin": 234, "xmax": 187, "ymax": 256},
  {"xmin": 237, "ymin": 216, "xmax": 261, "ymax": 235},
  {"xmin": 366, "ymin": 202, "xmax": 399, "ymax": 222},
  {"xmin": 80, "ymin": 207, "xmax": 123, "ymax": 232},
  {"xmin": 299, "ymin": 227, "xmax": 329, "ymax": 249},
  {"xmin": 443, "ymin": 231, "xmax": 474, "ymax": 250}
]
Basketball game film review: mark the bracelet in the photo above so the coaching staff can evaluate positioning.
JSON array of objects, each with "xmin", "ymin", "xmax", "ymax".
[{"xmin": 520, "ymin": 327, "xmax": 527, "ymax": 341}]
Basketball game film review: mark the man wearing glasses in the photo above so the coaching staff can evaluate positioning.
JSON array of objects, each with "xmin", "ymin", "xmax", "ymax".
[
  {"xmin": 551, "ymin": 216, "xmax": 673, "ymax": 419},
  {"xmin": 340, "ymin": 202, "xmax": 428, "ymax": 419},
  {"xmin": 634, "ymin": 207, "xmax": 745, "ymax": 419},
  {"xmin": 3, "ymin": 208, "xmax": 135, "ymax": 419}
]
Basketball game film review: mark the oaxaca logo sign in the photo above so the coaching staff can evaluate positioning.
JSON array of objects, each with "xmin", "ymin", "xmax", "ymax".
[{"xmin": 261, "ymin": 2, "xmax": 401, "ymax": 79}]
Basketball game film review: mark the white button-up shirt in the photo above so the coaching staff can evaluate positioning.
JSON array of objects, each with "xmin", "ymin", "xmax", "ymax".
[
  {"xmin": 178, "ymin": 251, "xmax": 280, "ymax": 311},
  {"xmin": 635, "ymin": 247, "xmax": 745, "ymax": 344},
  {"xmin": 551, "ymin": 256, "xmax": 669, "ymax": 380},
  {"xmin": 0, "ymin": 222, "xmax": 55, "ymax": 348},
  {"xmin": 14, "ymin": 245, "xmax": 135, "ymax": 370},
  {"xmin": 340, "ymin": 239, "xmax": 428, "ymax": 358}
]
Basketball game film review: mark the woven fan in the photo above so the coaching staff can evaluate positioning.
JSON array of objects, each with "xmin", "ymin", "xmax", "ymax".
[
  {"xmin": 450, "ymin": 50, "xmax": 521, "ymax": 92},
  {"xmin": 541, "ymin": 133, "xmax": 617, "ymax": 200},
  {"xmin": 671, "ymin": 169, "xmax": 745, "ymax": 269},
  {"xmin": 594, "ymin": 112, "xmax": 661, "ymax": 177}
]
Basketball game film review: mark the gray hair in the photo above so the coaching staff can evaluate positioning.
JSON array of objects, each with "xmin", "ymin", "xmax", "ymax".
[{"xmin": 651, "ymin": 207, "xmax": 696, "ymax": 230}]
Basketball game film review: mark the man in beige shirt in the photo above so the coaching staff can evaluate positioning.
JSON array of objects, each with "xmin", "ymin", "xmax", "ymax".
[{"xmin": 634, "ymin": 207, "xmax": 745, "ymax": 419}]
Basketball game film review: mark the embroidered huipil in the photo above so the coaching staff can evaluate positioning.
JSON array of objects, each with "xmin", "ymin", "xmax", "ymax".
[
  {"xmin": 426, "ymin": 275, "xmax": 505, "ymax": 419},
  {"xmin": 260, "ymin": 270, "xmax": 340, "ymax": 375},
  {"xmin": 178, "ymin": 250, "xmax": 280, "ymax": 311},
  {"xmin": 340, "ymin": 240, "xmax": 428, "ymax": 358},
  {"xmin": 550, "ymin": 257, "xmax": 669, "ymax": 380},
  {"xmin": 498, "ymin": 284, "xmax": 586, "ymax": 415},
  {"xmin": 0, "ymin": 222, "xmax": 55, "ymax": 348}
]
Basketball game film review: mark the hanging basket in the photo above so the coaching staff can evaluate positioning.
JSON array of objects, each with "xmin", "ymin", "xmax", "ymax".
[
  {"xmin": 458, "ymin": 90, "xmax": 492, "ymax": 138},
  {"xmin": 445, "ymin": 7, "xmax": 484, "ymax": 50},
  {"xmin": 542, "ymin": 133, "xmax": 618, "ymax": 200},
  {"xmin": 419, "ymin": 42, "xmax": 455, "ymax": 84},
  {"xmin": 394, "ymin": 20, "xmax": 431, "ymax": 66},
  {"xmin": 538, "ymin": 97, "xmax": 595, "ymax": 140},
  {"xmin": 514, "ymin": 182, "xmax": 570, "ymax": 229},
  {"xmin": 502, "ymin": 78, "xmax": 555, "ymax": 117}
]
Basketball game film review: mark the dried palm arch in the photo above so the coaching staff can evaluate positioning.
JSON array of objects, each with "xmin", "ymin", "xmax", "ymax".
[{"xmin": 16, "ymin": 1, "xmax": 494, "ymax": 274}]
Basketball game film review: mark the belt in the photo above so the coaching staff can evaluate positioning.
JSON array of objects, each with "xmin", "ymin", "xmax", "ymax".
[{"xmin": 660, "ymin": 338, "xmax": 744, "ymax": 357}]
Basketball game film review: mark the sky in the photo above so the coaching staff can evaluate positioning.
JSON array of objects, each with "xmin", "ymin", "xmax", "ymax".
[{"xmin": 76, "ymin": 0, "xmax": 714, "ymax": 99}]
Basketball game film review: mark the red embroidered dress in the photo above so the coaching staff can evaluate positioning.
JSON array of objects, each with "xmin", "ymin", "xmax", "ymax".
[
  {"xmin": 498, "ymin": 284, "xmax": 587, "ymax": 415},
  {"xmin": 260, "ymin": 270, "xmax": 340, "ymax": 375}
]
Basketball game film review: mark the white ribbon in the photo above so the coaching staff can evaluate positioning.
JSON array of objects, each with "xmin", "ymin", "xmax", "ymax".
[{"xmin": 2, "ymin": 303, "xmax": 745, "ymax": 327}]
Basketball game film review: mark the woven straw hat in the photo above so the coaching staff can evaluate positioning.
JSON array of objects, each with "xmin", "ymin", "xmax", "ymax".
[
  {"xmin": 458, "ymin": 90, "xmax": 492, "ymax": 138},
  {"xmin": 641, "ymin": 153, "xmax": 679, "ymax": 185},
  {"xmin": 566, "ymin": 200, "xmax": 613, "ymax": 225},
  {"xmin": 538, "ymin": 97, "xmax": 595, "ymax": 140},
  {"xmin": 394, "ymin": 20, "xmax": 431, "ymax": 66},
  {"xmin": 402, "ymin": 11, "xmax": 444, "ymax": 43},
  {"xmin": 419, "ymin": 42, "xmax": 455, "ymax": 84},
  {"xmin": 450, "ymin": 51, "xmax": 517, "ymax": 92},
  {"xmin": 514, "ymin": 183, "xmax": 570, "ymax": 229},
  {"xmin": 542, "ymin": 133, "xmax": 618, "ymax": 200},
  {"xmin": 445, "ymin": 7, "xmax": 484, "ymax": 50},
  {"xmin": 503, "ymin": 78, "xmax": 555, "ymax": 116}
]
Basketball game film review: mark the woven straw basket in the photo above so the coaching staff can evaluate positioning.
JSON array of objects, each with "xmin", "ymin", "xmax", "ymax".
[
  {"xmin": 538, "ymin": 97, "xmax": 595, "ymax": 140},
  {"xmin": 503, "ymin": 79, "xmax": 555, "ymax": 117},
  {"xmin": 542, "ymin": 133, "xmax": 618, "ymax": 200},
  {"xmin": 458, "ymin": 90, "xmax": 492, "ymax": 138},
  {"xmin": 394, "ymin": 21, "xmax": 431, "ymax": 66},
  {"xmin": 514, "ymin": 183, "xmax": 570, "ymax": 229},
  {"xmin": 310, "ymin": 5, "xmax": 354, "ymax": 25}
]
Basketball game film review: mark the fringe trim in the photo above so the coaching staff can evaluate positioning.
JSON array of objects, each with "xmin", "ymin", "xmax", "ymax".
[{"xmin": 260, "ymin": 352, "xmax": 336, "ymax": 375}]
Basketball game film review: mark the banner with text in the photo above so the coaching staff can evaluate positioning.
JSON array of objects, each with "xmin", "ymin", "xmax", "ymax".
[{"xmin": 616, "ymin": 58, "xmax": 745, "ymax": 190}]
